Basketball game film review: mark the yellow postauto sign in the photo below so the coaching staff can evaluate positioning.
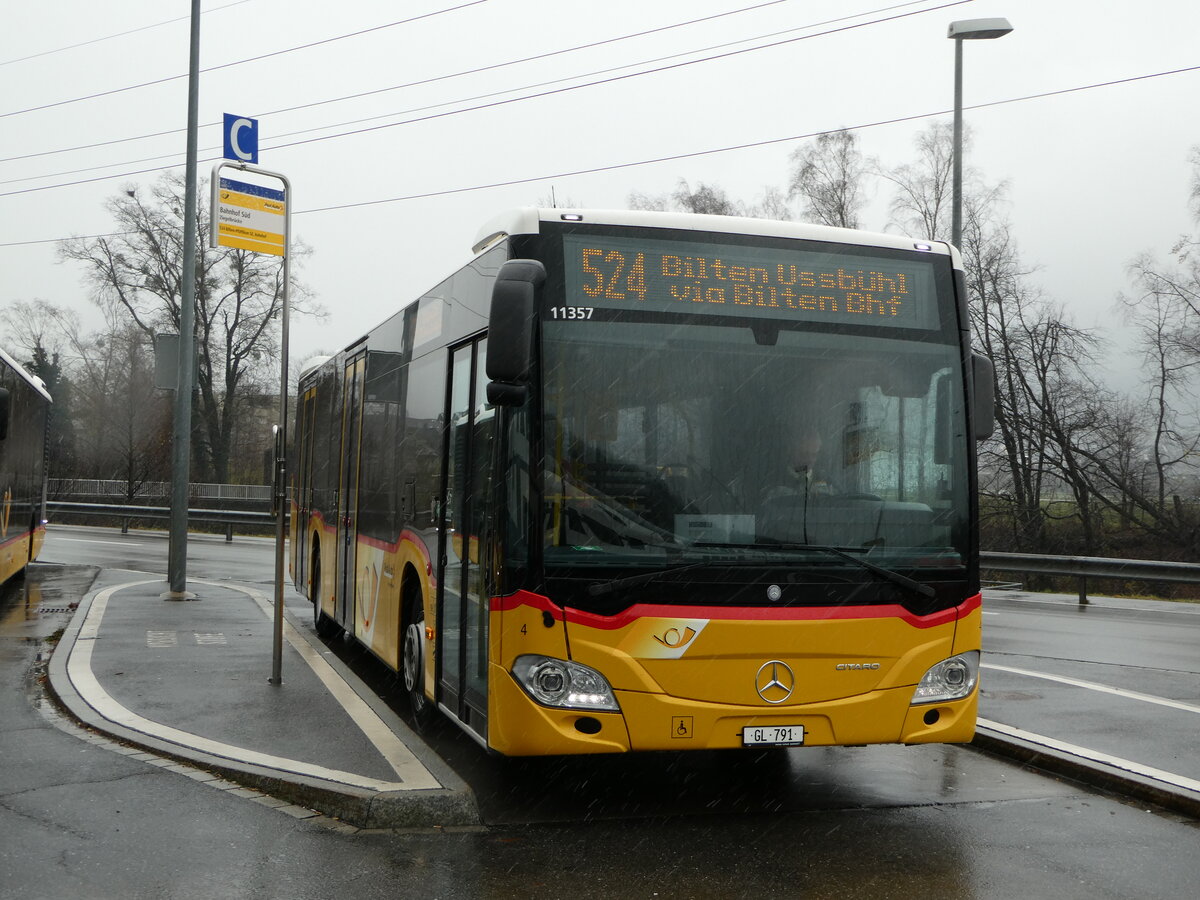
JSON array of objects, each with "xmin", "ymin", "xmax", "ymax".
[{"xmin": 215, "ymin": 177, "xmax": 285, "ymax": 256}]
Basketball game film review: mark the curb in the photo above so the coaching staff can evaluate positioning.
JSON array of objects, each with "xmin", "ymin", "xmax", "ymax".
[
  {"xmin": 47, "ymin": 576, "xmax": 480, "ymax": 830},
  {"xmin": 972, "ymin": 723, "xmax": 1200, "ymax": 820}
]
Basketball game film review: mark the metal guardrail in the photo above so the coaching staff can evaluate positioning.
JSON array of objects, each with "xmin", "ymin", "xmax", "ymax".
[
  {"xmin": 981, "ymin": 551, "xmax": 1200, "ymax": 604},
  {"xmin": 38, "ymin": 504, "xmax": 1200, "ymax": 596},
  {"xmin": 46, "ymin": 501, "xmax": 277, "ymax": 543},
  {"xmin": 48, "ymin": 479, "xmax": 271, "ymax": 502}
]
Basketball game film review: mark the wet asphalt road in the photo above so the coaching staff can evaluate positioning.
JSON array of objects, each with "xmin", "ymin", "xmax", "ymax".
[
  {"xmin": 980, "ymin": 591, "xmax": 1200, "ymax": 787},
  {"xmin": 1, "ymin": 524, "xmax": 1197, "ymax": 898}
]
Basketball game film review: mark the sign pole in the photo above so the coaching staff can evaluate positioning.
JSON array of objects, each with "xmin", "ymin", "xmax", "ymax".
[
  {"xmin": 271, "ymin": 194, "xmax": 291, "ymax": 686},
  {"xmin": 211, "ymin": 155, "xmax": 290, "ymax": 684}
]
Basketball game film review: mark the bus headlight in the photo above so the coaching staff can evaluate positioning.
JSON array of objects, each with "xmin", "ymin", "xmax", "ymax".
[
  {"xmin": 512, "ymin": 655, "xmax": 620, "ymax": 712},
  {"xmin": 911, "ymin": 651, "xmax": 979, "ymax": 705}
]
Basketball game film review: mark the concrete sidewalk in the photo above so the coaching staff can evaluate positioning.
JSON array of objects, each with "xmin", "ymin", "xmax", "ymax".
[{"xmin": 48, "ymin": 569, "xmax": 478, "ymax": 829}]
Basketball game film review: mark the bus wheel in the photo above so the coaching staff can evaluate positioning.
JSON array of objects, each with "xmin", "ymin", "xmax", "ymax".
[
  {"xmin": 311, "ymin": 546, "xmax": 339, "ymax": 639},
  {"xmin": 402, "ymin": 588, "xmax": 435, "ymax": 727}
]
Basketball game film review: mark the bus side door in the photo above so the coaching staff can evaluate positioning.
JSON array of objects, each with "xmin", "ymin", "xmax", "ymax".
[
  {"xmin": 336, "ymin": 354, "xmax": 366, "ymax": 627},
  {"xmin": 437, "ymin": 337, "xmax": 493, "ymax": 741}
]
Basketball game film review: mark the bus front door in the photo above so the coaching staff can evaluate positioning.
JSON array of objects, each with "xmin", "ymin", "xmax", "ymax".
[
  {"xmin": 438, "ymin": 338, "xmax": 493, "ymax": 741},
  {"xmin": 336, "ymin": 354, "xmax": 366, "ymax": 628}
]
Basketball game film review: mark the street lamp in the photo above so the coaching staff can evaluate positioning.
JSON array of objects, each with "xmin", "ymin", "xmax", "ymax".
[{"xmin": 948, "ymin": 17, "xmax": 1013, "ymax": 249}]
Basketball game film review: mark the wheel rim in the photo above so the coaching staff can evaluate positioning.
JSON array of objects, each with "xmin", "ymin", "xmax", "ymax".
[{"xmin": 403, "ymin": 620, "xmax": 423, "ymax": 694}]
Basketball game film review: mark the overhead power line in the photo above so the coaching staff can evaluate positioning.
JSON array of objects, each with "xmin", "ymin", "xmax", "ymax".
[
  {"xmin": 0, "ymin": 0, "xmax": 939, "ymax": 183},
  {"xmin": 0, "ymin": 0, "xmax": 847, "ymax": 164},
  {"xmin": 0, "ymin": 1, "xmax": 489, "ymax": 120},
  {"xmin": 5, "ymin": 61, "xmax": 1200, "ymax": 250},
  {"xmin": 294, "ymin": 63, "xmax": 1200, "ymax": 217},
  {"xmin": 0, "ymin": 0, "xmax": 254, "ymax": 67},
  {"xmin": 0, "ymin": 0, "xmax": 971, "ymax": 195}
]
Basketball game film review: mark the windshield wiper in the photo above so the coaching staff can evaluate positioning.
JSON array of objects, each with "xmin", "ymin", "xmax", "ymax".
[
  {"xmin": 793, "ymin": 543, "xmax": 936, "ymax": 599},
  {"xmin": 588, "ymin": 561, "xmax": 729, "ymax": 597},
  {"xmin": 715, "ymin": 542, "xmax": 931, "ymax": 600}
]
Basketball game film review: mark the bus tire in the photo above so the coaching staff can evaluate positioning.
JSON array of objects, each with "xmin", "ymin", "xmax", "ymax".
[
  {"xmin": 401, "ymin": 579, "xmax": 436, "ymax": 728},
  {"xmin": 311, "ymin": 541, "xmax": 339, "ymax": 639}
]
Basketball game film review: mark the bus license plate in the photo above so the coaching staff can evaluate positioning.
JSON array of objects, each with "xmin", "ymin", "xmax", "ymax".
[{"xmin": 742, "ymin": 724, "xmax": 804, "ymax": 747}]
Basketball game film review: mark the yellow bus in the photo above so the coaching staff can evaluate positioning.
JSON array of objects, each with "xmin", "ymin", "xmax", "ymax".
[
  {"xmin": 1, "ymin": 347, "xmax": 50, "ymax": 587},
  {"xmin": 290, "ymin": 209, "xmax": 994, "ymax": 755}
]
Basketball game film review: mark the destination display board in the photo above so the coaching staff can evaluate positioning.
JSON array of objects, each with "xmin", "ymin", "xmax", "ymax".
[
  {"xmin": 215, "ymin": 177, "xmax": 285, "ymax": 256},
  {"xmin": 560, "ymin": 233, "xmax": 940, "ymax": 330}
]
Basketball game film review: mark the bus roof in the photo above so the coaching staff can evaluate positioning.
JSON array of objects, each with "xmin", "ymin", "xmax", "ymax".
[
  {"xmin": 0, "ymin": 346, "xmax": 52, "ymax": 403},
  {"xmin": 297, "ymin": 355, "xmax": 333, "ymax": 383},
  {"xmin": 473, "ymin": 208, "xmax": 961, "ymax": 267}
]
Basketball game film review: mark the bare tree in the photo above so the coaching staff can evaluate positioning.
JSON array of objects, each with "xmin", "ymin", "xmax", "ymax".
[
  {"xmin": 745, "ymin": 186, "xmax": 793, "ymax": 222},
  {"xmin": 1189, "ymin": 145, "xmax": 1200, "ymax": 224},
  {"xmin": 671, "ymin": 179, "xmax": 741, "ymax": 216},
  {"xmin": 628, "ymin": 180, "xmax": 790, "ymax": 220},
  {"xmin": 3, "ymin": 299, "xmax": 171, "ymax": 493},
  {"xmin": 59, "ymin": 172, "xmax": 319, "ymax": 482},
  {"xmin": 627, "ymin": 190, "xmax": 668, "ymax": 211},
  {"xmin": 884, "ymin": 122, "xmax": 1114, "ymax": 553},
  {"xmin": 787, "ymin": 130, "xmax": 868, "ymax": 228},
  {"xmin": 878, "ymin": 121, "xmax": 961, "ymax": 242},
  {"xmin": 1104, "ymin": 247, "xmax": 1200, "ymax": 553}
]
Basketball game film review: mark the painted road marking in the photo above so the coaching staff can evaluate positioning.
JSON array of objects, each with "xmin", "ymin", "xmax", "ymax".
[
  {"xmin": 978, "ymin": 717, "xmax": 1200, "ymax": 795},
  {"xmin": 69, "ymin": 579, "xmax": 440, "ymax": 792},
  {"xmin": 984, "ymin": 662, "xmax": 1200, "ymax": 715},
  {"xmin": 237, "ymin": 583, "xmax": 443, "ymax": 790},
  {"xmin": 58, "ymin": 538, "xmax": 145, "ymax": 546}
]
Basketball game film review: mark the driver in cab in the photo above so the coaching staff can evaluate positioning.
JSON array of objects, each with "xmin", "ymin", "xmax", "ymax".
[{"xmin": 764, "ymin": 422, "xmax": 837, "ymax": 502}]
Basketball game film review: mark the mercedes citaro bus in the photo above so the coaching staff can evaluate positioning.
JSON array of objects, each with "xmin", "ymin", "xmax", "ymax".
[{"xmin": 290, "ymin": 208, "xmax": 994, "ymax": 755}]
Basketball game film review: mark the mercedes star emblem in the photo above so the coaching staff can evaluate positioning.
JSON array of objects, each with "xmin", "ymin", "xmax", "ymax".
[{"xmin": 755, "ymin": 660, "xmax": 795, "ymax": 704}]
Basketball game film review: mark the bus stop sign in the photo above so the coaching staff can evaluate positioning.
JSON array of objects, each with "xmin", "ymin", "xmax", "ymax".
[{"xmin": 223, "ymin": 113, "xmax": 258, "ymax": 164}]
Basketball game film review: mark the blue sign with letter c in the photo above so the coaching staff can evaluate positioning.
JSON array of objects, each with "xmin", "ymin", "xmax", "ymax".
[{"xmin": 223, "ymin": 113, "xmax": 258, "ymax": 164}]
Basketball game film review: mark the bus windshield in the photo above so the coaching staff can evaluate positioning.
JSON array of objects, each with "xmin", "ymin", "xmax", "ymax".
[{"xmin": 539, "ymin": 238, "xmax": 969, "ymax": 577}]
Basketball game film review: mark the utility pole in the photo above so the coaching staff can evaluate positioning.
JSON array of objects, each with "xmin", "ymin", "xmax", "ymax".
[{"xmin": 166, "ymin": 0, "xmax": 201, "ymax": 599}]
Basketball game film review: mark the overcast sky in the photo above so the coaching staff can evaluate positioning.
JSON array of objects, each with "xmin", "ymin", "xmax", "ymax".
[{"xmin": 3, "ymin": 0, "xmax": 1198, "ymax": 392}]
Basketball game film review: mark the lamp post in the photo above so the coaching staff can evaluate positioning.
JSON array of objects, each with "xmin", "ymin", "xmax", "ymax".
[{"xmin": 948, "ymin": 17, "xmax": 1013, "ymax": 249}]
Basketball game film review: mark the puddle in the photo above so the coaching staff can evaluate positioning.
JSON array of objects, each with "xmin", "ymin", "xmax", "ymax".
[{"xmin": 0, "ymin": 564, "xmax": 98, "ymax": 639}]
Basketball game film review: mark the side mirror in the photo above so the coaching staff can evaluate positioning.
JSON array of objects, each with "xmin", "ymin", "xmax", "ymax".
[
  {"xmin": 486, "ymin": 259, "xmax": 545, "ymax": 406},
  {"xmin": 0, "ymin": 387, "xmax": 9, "ymax": 440},
  {"xmin": 971, "ymin": 352, "xmax": 995, "ymax": 441}
]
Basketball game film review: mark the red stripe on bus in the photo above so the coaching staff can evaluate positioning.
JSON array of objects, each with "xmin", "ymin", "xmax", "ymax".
[
  {"xmin": 354, "ymin": 529, "xmax": 435, "ymax": 574},
  {"xmin": 491, "ymin": 590, "xmax": 566, "ymax": 621},
  {"xmin": 491, "ymin": 591, "xmax": 982, "ymax": 630}
]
